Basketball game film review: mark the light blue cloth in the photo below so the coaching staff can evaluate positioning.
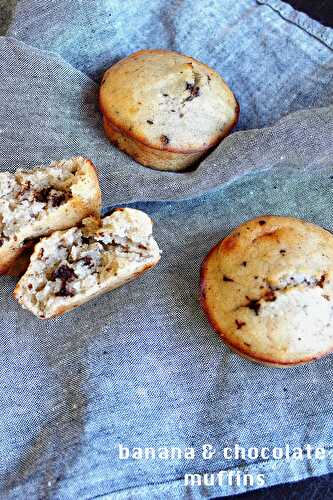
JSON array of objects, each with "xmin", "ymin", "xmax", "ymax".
[{"xmin": 0, "ymin": 1, "xmax": 333, "ymax": 499}]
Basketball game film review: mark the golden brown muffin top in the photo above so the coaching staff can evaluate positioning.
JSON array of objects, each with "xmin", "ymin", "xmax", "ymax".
[
  {"xmin": 100, "ymin": 50, "xmax": 238, "ymax": 153},
  {"xmin": 201, "ymin": 215, "xmax": 333, "ymax": 366}
]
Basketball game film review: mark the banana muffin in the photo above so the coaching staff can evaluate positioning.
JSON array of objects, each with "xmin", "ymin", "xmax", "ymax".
[
  {"xmin": 100, "ymin": 49, "xmax": 239, "ymax": 171},
  {"xmin": 0, "ymin": 157, "xmax": 101, "ymax": 274},
  {"xmin": 201, "ymin": 215, "xmax": 333, "ymax": 367},
  {"xmin": 14, "ymin": 208, "xmax": 161, "ymax": 319}
]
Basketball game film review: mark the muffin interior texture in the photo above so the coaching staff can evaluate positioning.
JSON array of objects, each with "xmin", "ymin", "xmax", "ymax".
[
  {"xmin": 15, "ymin": 209, "xmax": 160, "ymax": 318},
  {"xmin": 0, "ymin": 160, "xmax": 79, "ymax": 244}
]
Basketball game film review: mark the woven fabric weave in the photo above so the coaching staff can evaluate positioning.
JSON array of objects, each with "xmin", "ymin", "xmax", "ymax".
[{"xmin": 0, "ymin": 1, "xmax": 332, "ymax": 498}]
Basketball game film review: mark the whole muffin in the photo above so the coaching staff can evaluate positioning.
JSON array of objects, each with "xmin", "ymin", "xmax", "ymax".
[
  {"xmin": 201, "ymin": 215, "xmax": 333, "ymax": 367},
  {"xmin": 99, "ymin": 49, "xmax": 239, "ymax": 171}
]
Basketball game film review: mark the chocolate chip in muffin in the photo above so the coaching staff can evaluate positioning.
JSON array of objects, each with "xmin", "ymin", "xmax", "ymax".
[
  {"xmin": 184, "ymin": 81, "xmax": 200, "ymax": 101},
  {"xmin": 81, "ymin": 235, "xmax": 92, "ymax": 245},
  {"xmin": 35, "ymin": 188, "xmax": 52, "ymax": 203},
  {"xmin": 160, "ymin": 135, "xmax": 170, "ymax": 145},
  {"xmin": 246, "ymin": 296, "xmax": 261, "ymax": 315},
  {"xmin": 52, "ymin": 264, "xmax": 77, "ymax": 298},
  {"xmin": 235, "ymin": 319, "xmax": 246, "ymax": 329},
  {"xmin": 223, "ymin": 275, "xmax": 234, "ymax": 282},
  {"xmin": 52, "ymin": 264, "xmax": 76, "ymax": 282},
  {"xmin": 317, "ymin": 273, "xmax": 326, "ymax": 288},
  {"xmin": 81, "ymin": 256, "xmax": 94, "ymax": 268},
  {"xmin": 147, "ymin": 120, "xmax": 154, "ymax": 125},
  {"xmin": 56, "ymin": 283, "xmax": 75, "ymax": 297},
  {"xmin": 51, "ymin": 191, "xmax": 66, "ymax": 207},
  {"xmin": 258, "ymin": 220, "xmax": 267, "ymax": 226}
]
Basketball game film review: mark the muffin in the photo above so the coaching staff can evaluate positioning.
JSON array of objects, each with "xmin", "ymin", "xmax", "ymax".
[
  {"xmin": 14, "ymin": 208, "xmax": 161, "ymax": 319},
  {"xmin": 99, "ymin": 49, "xmax": 239, "ymax": 171},
  {"xmin": 0, "ymin": 157, "xmax": 101, "ymax": 274},
  {"xmin": 200, "ymin": 215, "xmax": 333, "ymax": 367}
]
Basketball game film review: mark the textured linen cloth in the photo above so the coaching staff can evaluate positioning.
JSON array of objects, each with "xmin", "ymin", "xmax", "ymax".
[{"xmin": 0, "ymin": 1, "xmax": 332, "ymax": 499}]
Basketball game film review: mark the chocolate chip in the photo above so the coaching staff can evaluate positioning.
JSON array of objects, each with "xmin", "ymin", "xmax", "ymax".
[
  {"xmin": 258, "ymin": 220, "xmax": 266, "ymax": 226},
  {"xmin": 52, "ymin": 264, "xmax": 76, "ymax": 282},
  {"xmin": 280, "ymin": 249, "xmax": 286, "ymax": 255},
  {"xmin": 52, "ymin": 264, "xmax": 76, "ymax": 297},
  {"xmin": 235, "ymin": 319, "xmax": 246, "ymax": 329},
  {"xmin": 162, "ymin": 93, "xmax": 169, "ymax": 97},
  {"xmin": 207, "ymin": 74, "xmax": 211, "ymax": 82},
  {"xmin": 184, "ymin": 81, "xmax": 200, "ymax": 101},
  {"xmin": 147, "ymin": 120, "xmax": 154, "ymax": 125},
  {"xmin": 51, "ymin": 192, "xmax": 66, "ymax": 207},
  {"xmin": 35, "ymin": 187, "xmax": 51, "ymax": 203},
  {"xmin": 81, "ymin": 256, "xmax": 94, "ymax": 268},
  {"xmin": 223, "ymin": 275, "xmax": 234, "ymax": 282},
  {"xmin": 246, "ymin": 296, "xmax": 261, "ymax": 315},
  {"xmin": 242, "ymin": 261, "xmax": 247, "ymax": 267},
  {"xmin": 160, "ymin": 135, "xmax": 169, "ymax": 145},
  {"xmin": 317, "ymin": 274, "xmax": 326, "ymax": 288},
  {"xmin": 0, "ymin": 239, "xmax": 3, "ymax": 247}
]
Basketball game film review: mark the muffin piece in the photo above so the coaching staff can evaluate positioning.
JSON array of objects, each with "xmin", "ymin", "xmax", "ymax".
[
  {"xmin": 100, "ymin": 49, "xmax": 239, "ymax": 171},
  {"xmin": 200, "ymin": 215, "xmax": 333, "ymax": 367},
  {"xmin": 14, "ymin": 208, "xmax": 161, "ymax": 319},
  {"xmin": 0, "ymin": 157, "xmax": 101, "ymax": 274}
]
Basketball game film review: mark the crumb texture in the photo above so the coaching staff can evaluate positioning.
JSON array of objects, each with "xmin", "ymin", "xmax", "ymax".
[
  {"xmin": 15, "ymin": 208, "xmax": 161, "ymax": 318},
  {"xmin": 201, "ymin": 215, "xmax": 333, "ymax": 365},
  {"xmin": 0, "ymin": 157, "xmax": 101, "ymax": 272}
]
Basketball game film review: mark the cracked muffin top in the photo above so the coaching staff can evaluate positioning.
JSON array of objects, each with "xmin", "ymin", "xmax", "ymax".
[
  {"xmin": 200, "ymin": 215, "xmax": 333, "ymax": 367},
  {"xmin": 99, "ymin": 49, "xmax": 238, "ymax": 153}
]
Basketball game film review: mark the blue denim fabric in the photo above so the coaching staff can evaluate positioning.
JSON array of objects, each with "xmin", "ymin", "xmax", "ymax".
[{"xmin": 0, "ymin": 1, "xmax": 332, "ymax": 498}]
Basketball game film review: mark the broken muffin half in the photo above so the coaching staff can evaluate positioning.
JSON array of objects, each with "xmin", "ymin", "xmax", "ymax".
[
  {"xmin": 0, "ymin": 157, "xmax": 101, "ymax": 274},
  {"xmin": 14, "ymin": 208, "xmax": 161, "ymax": 319}
]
